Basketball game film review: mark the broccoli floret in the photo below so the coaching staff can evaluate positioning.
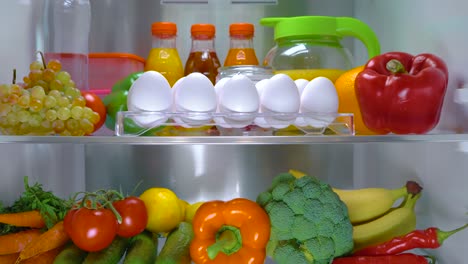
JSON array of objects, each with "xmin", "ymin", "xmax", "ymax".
[
  {"xmin": 257, "ymin": 172, "xmax": 353, "ymax": 264},
  {"xmin": 273, "ymin": 243, "xmax": 310, "ymax": 264}
]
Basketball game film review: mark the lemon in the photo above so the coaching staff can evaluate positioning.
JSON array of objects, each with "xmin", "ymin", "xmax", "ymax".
[
  {"xmin": 139, "ymin": 188, "xmax": 184, "ymax": 234},
  {"xmin": 178, "ymin": 199, "xmax": 189, "ymax": 221},
  {"xmin": 185, "ymin": 201, "xmax": 204, "ymax": 223}
]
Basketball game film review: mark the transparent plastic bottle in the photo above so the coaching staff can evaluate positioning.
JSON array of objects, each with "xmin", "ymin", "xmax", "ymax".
[
  {"xmin": 224, "ymin": 23, "xmax": 259, "ymax": 67},
  {"xmin": 44, "ymin": 0, "xmax": 91, "ymax": 91},
  {"xmin": 145, "ymin": 22, "xmax": 184, "ymax": 87},
  {"xmin": 184, "ymin": 24, "xmax": 221, "ymax": 85}
]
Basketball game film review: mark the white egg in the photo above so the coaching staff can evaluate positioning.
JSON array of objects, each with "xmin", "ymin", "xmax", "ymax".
[
  {"xmin": 171, "ymin": 77, "xmax": 185, "ymax": 111},
  {"xmin": 126, "ymin": 71, "xmax": 172, "ymax": 127},
  {"xmin": 173, "ymin": 72, "xmax": 216, "ymax": 126},
  {"xmin": 261, "ymin": 74, "xmax": 300, "ymax": 128},
  {"xmin": 214, "ymin": 77, "xmax": 231, "ymax": 97},
  {"xmin": 255, "ymin": 79, "xmax": 270, "ymax": 98},
  {"xmin": 300, "ymin": 76, "xmax": 339, "ymax": 128},
  {"xmin": 217, "ymin": 75, "xmax": 259, "ymax": 128},
  {"xmin": 295, "ymin": 79, "xmax": 309, "ymax": 95},
  {"xmin": 254, "ymin": 79, "xmax": 272, "ymax": 128}
]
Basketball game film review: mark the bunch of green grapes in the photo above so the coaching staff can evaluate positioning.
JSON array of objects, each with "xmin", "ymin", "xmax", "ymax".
[{"xmin": 0, "ymin": 59, "xmax": 100, "ymax": 136}]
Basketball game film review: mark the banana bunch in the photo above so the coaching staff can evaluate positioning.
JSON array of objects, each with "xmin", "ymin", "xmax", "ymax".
[{"xmin": 288, "ymin": 169, "xmax": 423, "ymax": 252}]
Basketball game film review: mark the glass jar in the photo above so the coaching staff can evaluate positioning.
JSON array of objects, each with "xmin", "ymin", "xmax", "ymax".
[
  {"xmin": 216, "ymin": 65, "xmax": 274, "ymax": 83},
  {"xmin": 261, "ymin": 16, "xmax": 380, "ymax": 82}
]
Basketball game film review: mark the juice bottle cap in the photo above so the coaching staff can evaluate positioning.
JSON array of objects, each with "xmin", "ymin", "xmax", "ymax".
[
  {"xmin": 191, "ymin": 24, "xmax": 216, "ymax": 39},
  {"xmin": 152, "ymin": 22, "xmax": 177, "ymax": 36},
  {"xmin": 229, "ymin": 23, "xmax": 255, "ymax": 38}
]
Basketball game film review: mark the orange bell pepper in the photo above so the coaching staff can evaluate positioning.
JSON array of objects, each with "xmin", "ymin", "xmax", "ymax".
[{"xmin": 189, "ymin": 198, "xmax": 270, "ymax": 264}]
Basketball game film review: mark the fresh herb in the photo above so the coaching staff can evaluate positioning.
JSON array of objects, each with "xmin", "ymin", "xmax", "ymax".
[{"xmin": 0, "ymin": 176, "xmax": 71, "ymax": 235}]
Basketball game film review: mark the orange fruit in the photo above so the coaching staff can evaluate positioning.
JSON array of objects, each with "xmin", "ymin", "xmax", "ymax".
[{"xmin": 335, "ymin": 66, "xmax": 376, "ymax": 135}]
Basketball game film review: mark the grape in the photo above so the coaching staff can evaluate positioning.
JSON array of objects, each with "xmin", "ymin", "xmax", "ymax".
[
  {"xmin": 64, "ymin": 86, "xmax": 80, "ymax": 99},
  {"xmin": 0, "ymin": 117, "xmax": 8, "ymax": 126},
  {"xmin": 67, "ymin": 80, "xmax": 76, "ymax": 88},
  {"xmin": 80, "ymin": 118, "xmax": 94, "ymax": 134},
  {"xmin": 52, "ymin": 119, "xmax": 65, "ymax": 133},
  {"xmin": 56, "ymin": 71, "xmax": 71, "ymax": 84},
  {"xmin": 71, "ymin": 106, "xmax": 83, "ymax": 120},
  {"xmin": 18, "ymin": 94, "xmax": 31, "ymax": 108},
  {"xmin": 45, "ymin": 109, "xmax": 57, "ymax": 121},
  {"xmin": 44, "ymin": 95, "xmax": 57, "ymax": 109},
  {"xmin": 30, "ymin": 86, "xmax": 46, "ymax": 100},
  {"xmin": 18, "ymin": 123, "xmax": 31, "ymax": 134},
  {"xmin": 35, "ymin": 80, "xmax": 49, "ymax": 92},
  {"xmin": 43, "ymin": 68, "xmax": 56, "ymax": 82},
  {"xmin": 17, "ymin": 110, "xmax": 31, "ymax": 123},
  {"xmin": 8, "ymin": 94, "xmax": 19, "ymax": 105},
  {"xmin": 40, "ymin": 120, "xmax": 52, "ymax": 131},
  {"xmin": 65, "ymin": 119, "xmax": 79, "ymax": 131},
  {"xmin": 72, "ymin": 96, "xmax": 86, "ymax": 107},
  {"xmin": 47, "ymin": 59, "xmax": 62, "ymax": 72},
  {"xmin": 28, "ymin": 113, "xmax": 42, "ymax": 127},
  {"xmin": 48, "ymin": 89, "xmax": 61, "ymax": 99},
  {"xmin": 29, "ymin": 70, "xmax": 43, "ymax": 82},
  {"xmin": 11, "ymin": 84, "xmax": 23, "ymax": 96},
  {"xmin": 50, "ymin": 79, "xmax": 63, "ymax": 91},
  {"xmin": 29, "ymin": 99, "xmax": 44, "ymax": 112},
  {"xmin": 71, "ymin": 129, "xmax": 84, "ymax": 136},
  {"xmin": 59, "ymin": 130, "xmax": 72, "ymax": 136},
  {"xmin": 89, "ymin": 112, "xmax": 100, "ymax": 125},
  {"xmin": 57, "ymin": 96, "xmax": 70, "ymax": 108},
  {"xmin": 30, "ymin": 61, "xmax": 44, "ymax": 71},
  {"xmin": 0, "ymin": 104, "xmax": 12, "ymax": 116},
  {"xmin": 57, "ymin": 107, "xmax": 71, "ymax": 120},
  {"xmin": 6, "ymin": 112, "xmax": 18, "ymax": 126}
]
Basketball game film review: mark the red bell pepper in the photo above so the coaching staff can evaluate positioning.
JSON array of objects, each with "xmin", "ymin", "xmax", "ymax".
[{"xmin": 355, "ymin": 52, "xmax": 449, "ymax": 134}]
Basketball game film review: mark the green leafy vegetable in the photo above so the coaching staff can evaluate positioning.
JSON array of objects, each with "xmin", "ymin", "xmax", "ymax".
[{"xmin": 0, "ymin": 176, "xmax": 70, "ymax": 235}]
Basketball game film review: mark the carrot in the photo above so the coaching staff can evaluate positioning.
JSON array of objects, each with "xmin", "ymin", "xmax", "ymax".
[
  {"xmin": 0, "ymin": 253, "xmax": 19, "ymax": 264},
  {"xmin": 20, "ymin": 246, "xmax": 63, "ymax": 264},
  {"xmin": 0, "ymin": 229, "xmax": 42, "ymax": 255},
  {"xmin": 0, "ymin": 210, "xmax": 45, "ymax": 228},
  {"xmin": 15, "ymin": 221, "xmax": 69, "ymax": 263}
]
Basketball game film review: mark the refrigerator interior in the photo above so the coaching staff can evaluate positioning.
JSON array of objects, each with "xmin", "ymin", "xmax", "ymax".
[{"xmin": 0, "ymin": 1, "xmax": 467, "ymax": 263}]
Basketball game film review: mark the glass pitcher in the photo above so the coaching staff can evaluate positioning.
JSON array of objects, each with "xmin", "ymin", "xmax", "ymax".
[{"xmin": 260, "ymin": 16, "xmax": 380, "ymax": 82}]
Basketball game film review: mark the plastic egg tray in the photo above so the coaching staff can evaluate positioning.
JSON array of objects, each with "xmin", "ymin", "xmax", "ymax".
[{"xmin": 115, "ymin": 111, "xmax": 354, "ymax": 137}]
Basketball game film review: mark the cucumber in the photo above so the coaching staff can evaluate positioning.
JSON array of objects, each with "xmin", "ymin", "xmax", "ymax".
[
  {"xmin": 83, "ymin": 236, "xmax": 129, "ymax": 264},
  {"xmin": 53, "ymin": 243, "xmax": 88, "ymax": 264},
  {"xmin": 123, "ymin": 231, "xmax": 158, "ymax": 264},
  {"xmin": 155, "ymin": 222, "xmax": 194, "ymax": 264}
]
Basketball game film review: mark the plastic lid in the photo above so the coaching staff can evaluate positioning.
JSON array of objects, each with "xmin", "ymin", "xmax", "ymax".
[
  {"xmin": 229, "ymin": 23, "xmax": 255, "ymax": 38},
  {"xmin": 191, "ymin": 24, "xmax": 216, "ymax": 39},
  {"xmin": 151, "ymin": 22, "xmax": 177, "ymax": 36}
]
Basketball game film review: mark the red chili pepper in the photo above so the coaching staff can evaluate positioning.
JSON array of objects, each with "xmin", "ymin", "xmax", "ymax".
[
  {"xmin": 355, "ymin": 51, "xmax": 449, "ymax": 134},
  {"xmin": 332, "ymin": 253, "xmax": 432, "ymax": 264},
  {"xmin": 354, "ymin": 223, "xmax": 468, "ymax": 256}
]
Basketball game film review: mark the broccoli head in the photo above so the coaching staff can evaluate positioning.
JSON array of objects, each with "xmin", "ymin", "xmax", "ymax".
[{"xmin": 257, "ymin": 172, "xmax": 353, "ymax": 264}]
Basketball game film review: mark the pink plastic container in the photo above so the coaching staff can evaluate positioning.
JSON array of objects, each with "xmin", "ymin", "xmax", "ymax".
[{"xmin": 88, "ymin": 53, "xmax": 145, "ymax": 91}]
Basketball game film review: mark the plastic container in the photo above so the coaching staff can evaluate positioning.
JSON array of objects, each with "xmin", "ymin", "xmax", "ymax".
[
  {"xmin": 224, "ymin": 23, "xmax": 259, "ymax": 66},
  {"xmin": 185, "ymin": 24, "xmax": 221, "ymax": 84},
  {"xmin": 88, "ymin": 53, "xmax": 145, "ymax": 92},
  {"xmin": 44, "ymin": 0, "xmax": 91, "ymax": 90},
  {"xmin": 145, "ymin": 22, "xmax": 184, "ymax": 87}
]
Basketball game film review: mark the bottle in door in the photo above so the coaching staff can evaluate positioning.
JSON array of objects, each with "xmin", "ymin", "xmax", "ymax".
[
  {"xmin": 184, "ymin": 24, "xmax": 221, "ymax": 85},
  {"xmin": 145, "ymin": 22, "xmax": 184, "ymax": 87},
  {"xmin": 224, "ymin": 23, "xmax": 259, "ymax": 66}
]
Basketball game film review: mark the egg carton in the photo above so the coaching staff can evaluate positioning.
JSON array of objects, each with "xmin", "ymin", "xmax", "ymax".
[{"xmin": 115, "ymin": 111, "xmax": 354, "ymax": 137}]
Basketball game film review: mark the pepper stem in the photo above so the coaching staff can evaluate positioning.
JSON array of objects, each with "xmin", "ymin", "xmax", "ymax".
[
  {"xmin": 386, "ymin": 59, "xmax": 408, "ymax": 74},
  {"xmin": 437, "ymin": 223, "xmax": 468, "ymax": 245},
  {"xmin": 207, "ymin": 225, "xmax": 242, "ymax": 260}
]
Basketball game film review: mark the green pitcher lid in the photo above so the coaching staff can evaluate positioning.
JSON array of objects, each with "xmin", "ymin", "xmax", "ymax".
[{"xmin": 260, "ymin": 16, "xmax": 381, "ymax": 58}]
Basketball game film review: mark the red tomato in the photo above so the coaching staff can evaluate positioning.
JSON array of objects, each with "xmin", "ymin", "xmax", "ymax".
[
  {"xmin": 68, "ymin": 207, "xmax": 118, "ymax": 252},
  {"xmin": 113, "ymin": 196, "xmax": 148, "ymax": 238},
  {"xmin": 63, "ymin": 208, "xmax": 78, "ymax": 235},
  {"xmin": 81, "ymin": 91, "xmax": 106, "ymax": 132}
]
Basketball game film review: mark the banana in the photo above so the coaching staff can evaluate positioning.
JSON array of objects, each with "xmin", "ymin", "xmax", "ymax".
[
  {"xmin": 333, "ymin": 185, "xmax": 408, "ymax": 224},
  {"xmin": 352, "ymin": 193, "xmax": 420, "ymax": 251}
]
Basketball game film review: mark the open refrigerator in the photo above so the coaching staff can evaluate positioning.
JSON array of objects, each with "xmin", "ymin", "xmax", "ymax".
[{"xmin": 0, "ymin": 0, "xmax": 467, "ymax": 263}]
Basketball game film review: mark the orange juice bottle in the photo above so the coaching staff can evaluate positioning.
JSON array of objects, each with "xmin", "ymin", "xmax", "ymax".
[
  {"xmin": 224, "ymin": 23, "xmax": 259, "ymax": 66},
  {"xmin": 145, "ymin": 22, "xmax": 184, "ymax": 87}
]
